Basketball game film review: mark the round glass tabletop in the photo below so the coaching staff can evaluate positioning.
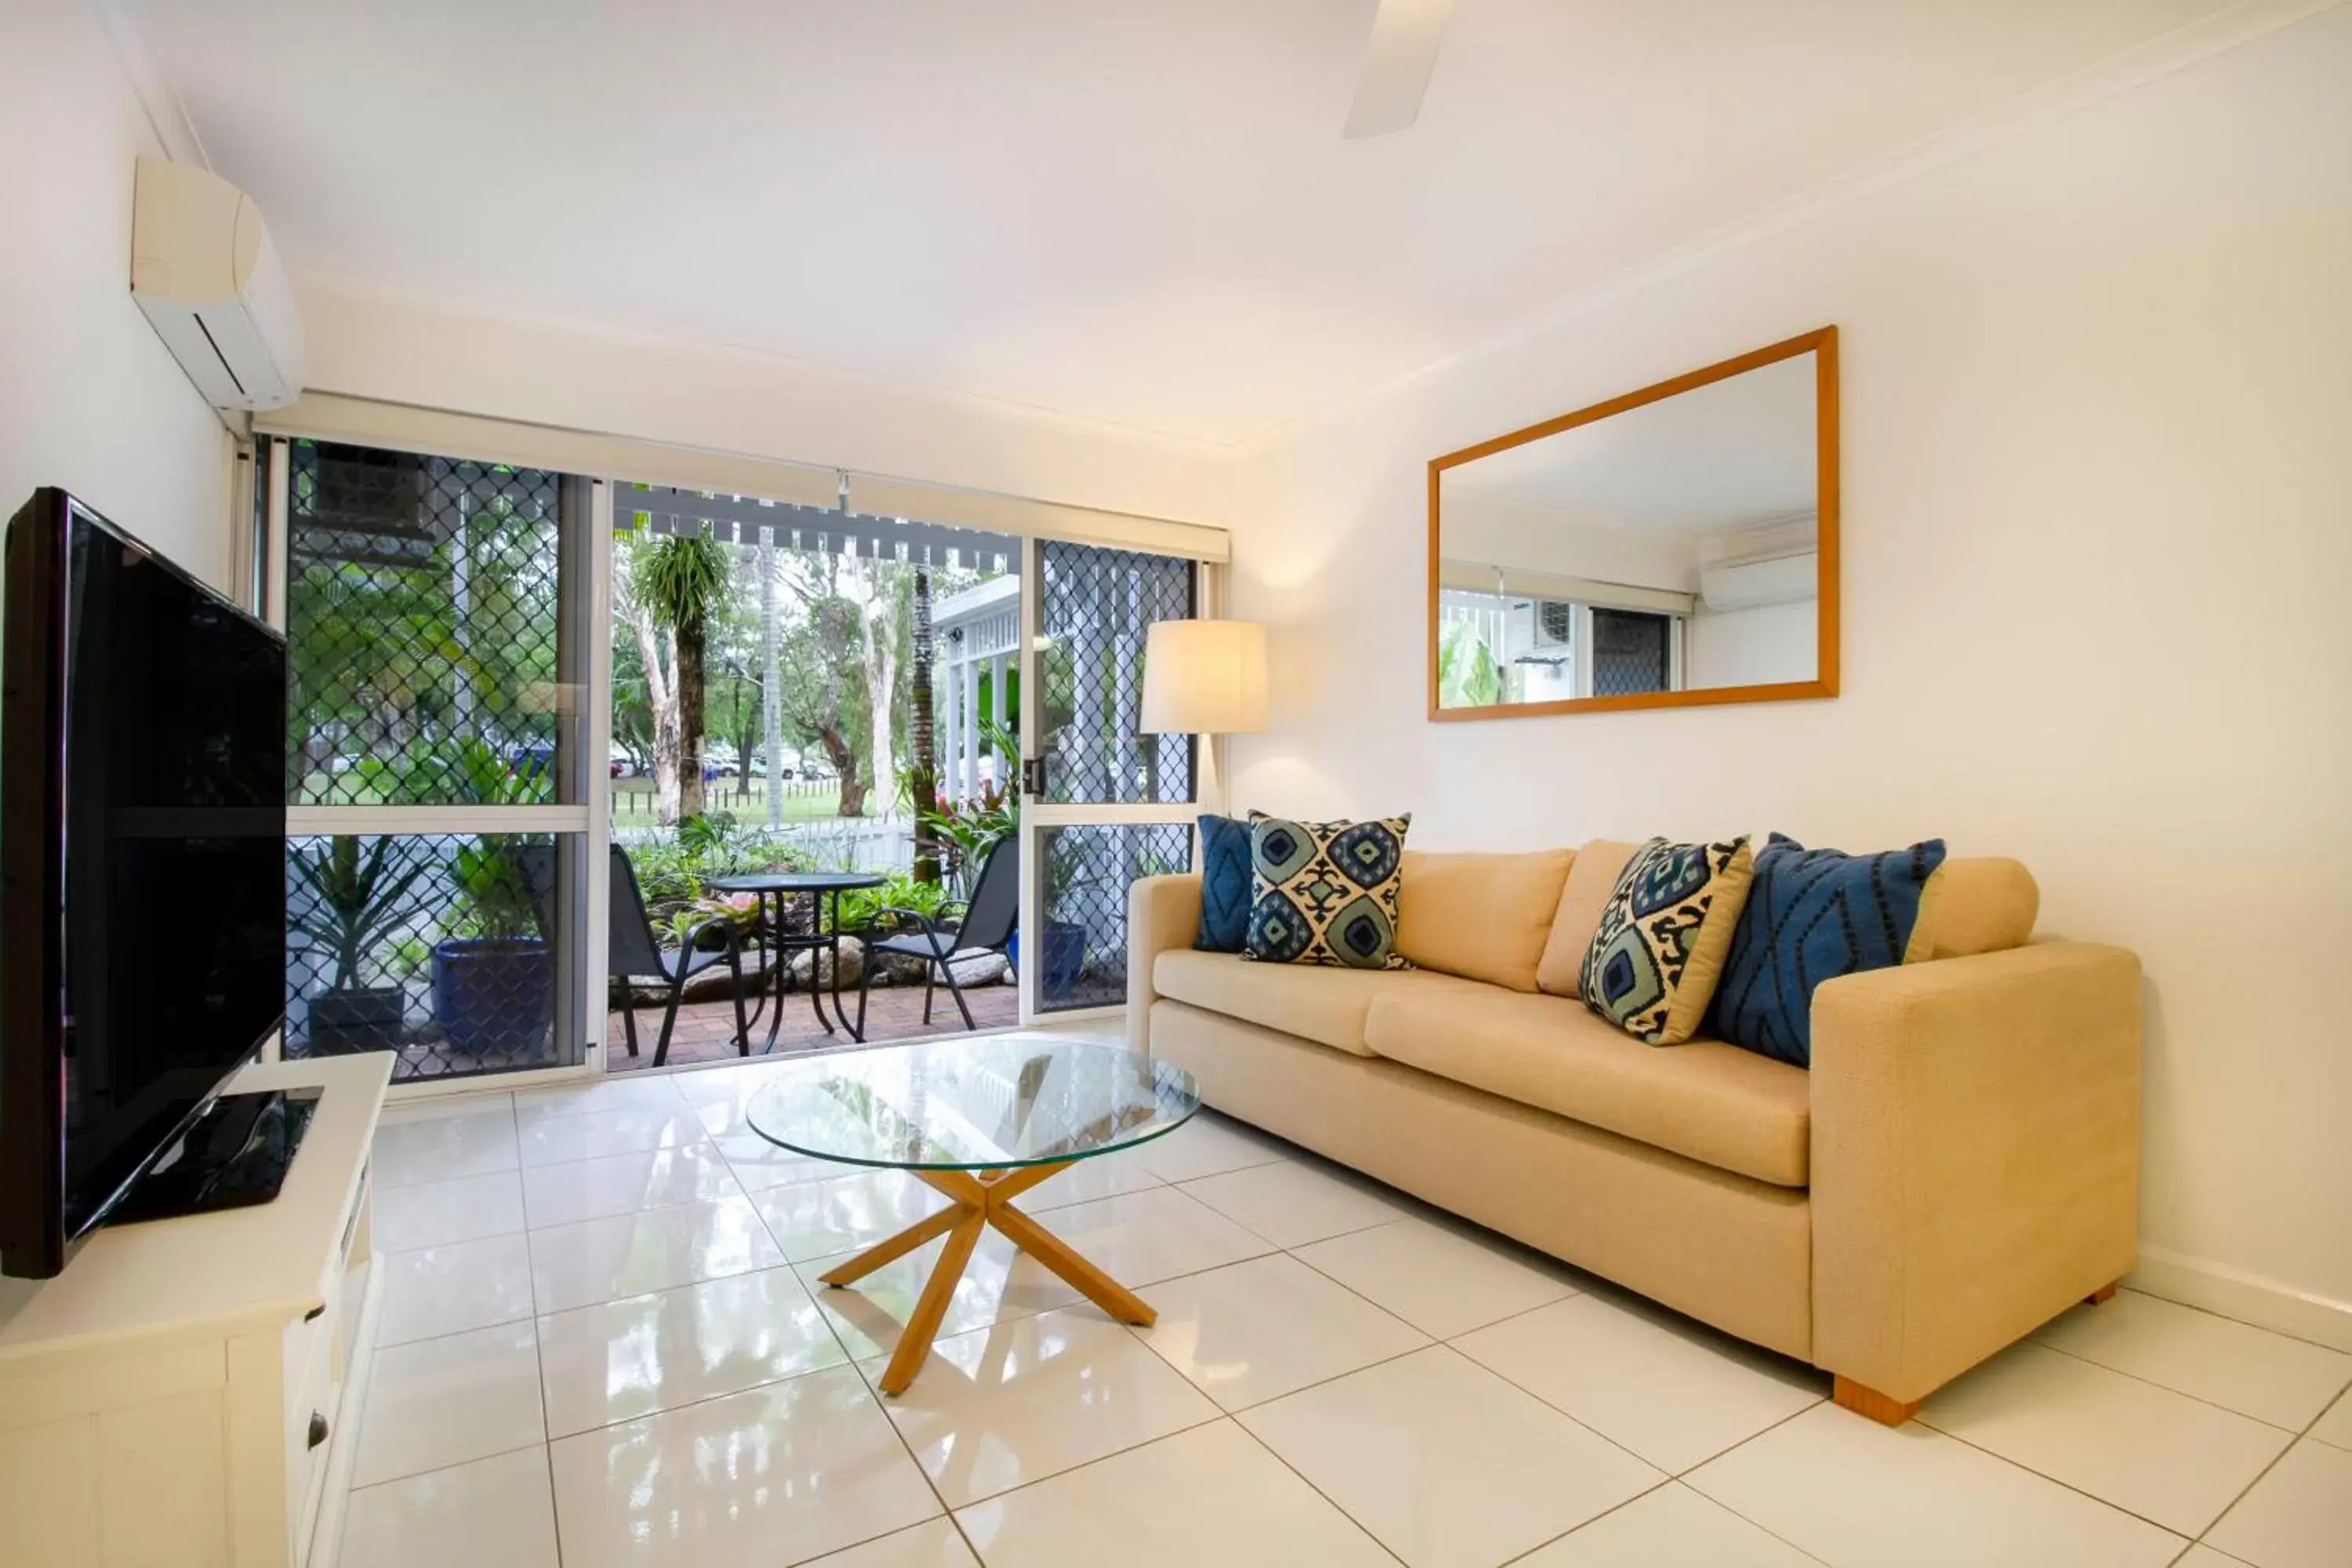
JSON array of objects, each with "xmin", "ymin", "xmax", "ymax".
[
  {"xmin": 706, "ymin": 871, "xmax": 887, "ymax": 892},
  {"xmin": 744, "ymin": 1036, "xmax": 1200, "ymax": 1171}
]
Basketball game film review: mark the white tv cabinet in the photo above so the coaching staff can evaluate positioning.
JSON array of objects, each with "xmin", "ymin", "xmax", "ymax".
[{"xmin": 0, "ymin": 1054, "xmax": 390, "ymax": 1568}]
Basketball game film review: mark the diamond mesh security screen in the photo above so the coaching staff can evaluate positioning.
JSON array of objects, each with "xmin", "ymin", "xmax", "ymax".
[
  {"xmin": 284, "ymin": 832, "xmax": 572, "ymax": 1080},
  {"xmin": 286, "ymin": 440, "xmax": 569, "ymax": 805},
  {"xmin": 1592, "ymin": 608, "xmax": 1672, "ymax": 698},
  {"xmin": 1038, "ymin": 543, "xmax": 1195, "ymax": 804},
  {"xmin": 1037, "ymin": 822, "xmax": 1194, "ymax": 1012}
]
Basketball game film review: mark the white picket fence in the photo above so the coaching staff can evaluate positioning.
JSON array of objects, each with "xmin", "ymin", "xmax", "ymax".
[{"xmin": 611, "ymin": 813, "xmax": 915, "ymax": 875}]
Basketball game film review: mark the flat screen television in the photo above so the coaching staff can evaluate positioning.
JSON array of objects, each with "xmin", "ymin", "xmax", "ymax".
[{"xmin": 2, "ymin": 488, "xmax": 287, "ymax": 1279}]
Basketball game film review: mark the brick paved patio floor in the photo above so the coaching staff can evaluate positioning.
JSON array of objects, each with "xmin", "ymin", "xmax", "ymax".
[{"xmin": 603, "ymin": 975, "xmax": 1021, "ymax": 1073}]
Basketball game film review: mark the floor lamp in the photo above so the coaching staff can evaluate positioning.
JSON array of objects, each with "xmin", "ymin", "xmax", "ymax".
[{"xmin": 1140, "ymin": 618, "xmax": 1269, "ymax": 817}]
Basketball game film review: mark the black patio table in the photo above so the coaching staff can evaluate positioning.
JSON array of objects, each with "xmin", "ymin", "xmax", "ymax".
[{"xmin": 705, "ymin": 871, "xmax": 887, "ymax": 1049}]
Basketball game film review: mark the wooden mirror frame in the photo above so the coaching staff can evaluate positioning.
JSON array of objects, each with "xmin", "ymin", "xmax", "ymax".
[{"xmin": 1427, "ymin": 325, "xmax": 1839, "ymax": 721}]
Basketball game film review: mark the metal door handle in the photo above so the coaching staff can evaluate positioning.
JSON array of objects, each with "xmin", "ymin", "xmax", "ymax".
[{"xmin": 307, "ymin": 1411, "xmax": 329, "ymax": 1450}]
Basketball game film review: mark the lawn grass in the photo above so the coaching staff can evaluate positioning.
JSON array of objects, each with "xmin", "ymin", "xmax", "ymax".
[{"xmin": 609, "ymin": 777, "xmax": 849, "ymax": 822}]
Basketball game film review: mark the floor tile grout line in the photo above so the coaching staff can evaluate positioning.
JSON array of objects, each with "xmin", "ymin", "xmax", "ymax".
[
  {"xmin": 343, "ymin": 1435, "xmax": 552, "ymax": 1499},
  {"xmin": 1490, "ymin": 1477, "xmax": 1680, "ymax": 1568},
  {"xmin": 1221, "ymin": 1412, "xmax": 1417, "ymax": 1568},
  {"xmin": 1281, "ymin": 1225, "xmax": 1589, "ymax": 1343},
  {"xmin": 2024, "ymin": 1331, "xmax": 2352, "ymax": 1434},
  {"xmin": 2181, "ymin": 1391, "xmax": 2346, "ymax": 1551},
  {"xmin": 1116, "ymin": 1308, "xmax": 1436, "ymax": 1421},
  {"xmin": 1919, "ymin": 1318, "xmax": 2352, "ymax": 1542},
  {"xmin": 1917, "ymin": 1417, "xmax": 2201, "ymax": 1544}
]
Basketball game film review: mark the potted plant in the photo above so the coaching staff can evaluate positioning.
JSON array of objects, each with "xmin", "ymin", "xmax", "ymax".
[
  {"xmin": 430, "ymin": 833, "xmax": 553, "ymax": 1056},
  {"xmin": 290, "ymin": 835, "xmax": 427, "ymax": 1054}
]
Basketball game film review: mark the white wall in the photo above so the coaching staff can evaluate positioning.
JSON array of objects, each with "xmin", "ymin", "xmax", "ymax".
[
  {"xmin": 1686, "ymin": 599, "xmax": 1816, "ymax": 688},
  {"xmin": 293, "ymin": 275, "xmax": 1233, "ymax": 528},
  {"xmin": 1228, "ymin": 9, "xmax": 2352, "ymax": 1335},
  {"xmin": 0, "ymin": 0, "xmax": 232, "ymax": 592}
]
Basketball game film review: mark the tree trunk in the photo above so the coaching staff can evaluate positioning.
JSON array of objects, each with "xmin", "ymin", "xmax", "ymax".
[
  {"xmin": 863, "ymin": 615, "xmax": 897, "ymax": 822},
  {"xmin": 621, "ymin": 593, "xmax": 681, "ymax": 824},
  {"xmin": 819, "ymin": 725, "xmax": 864, "ymax": 816},
  {"xmin": 676, "ymin": 617, "xmax": 707, "ymax": 821},
  {"xmin": 909, "ymin": 566, "xmax": 939, "ymax": 884},
  {"xmin": 760, "ymin": 538, "xmax": 782, "ymax": 829},
  {"xmin": 850, "ymin": 560, "xmax": 898, "ymax": 820}
]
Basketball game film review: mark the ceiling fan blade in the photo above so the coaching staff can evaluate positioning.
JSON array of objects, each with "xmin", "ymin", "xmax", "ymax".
[{"xmin": 1342, "ymin": 0, "xmax": 1455, "ymax": 140}]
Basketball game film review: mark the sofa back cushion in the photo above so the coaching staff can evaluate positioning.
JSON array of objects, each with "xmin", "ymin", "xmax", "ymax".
[
  {"xmin": 1395, "ymin": 848, "xmax": 1577, "ymax": 993},
  {"xmin": 1536, "ymin": 839, "xmax": 1642, "ymax": 997},
  {"xmin": 1904, "ymin": 856, "xmax": 2039, "ymax": 961}
]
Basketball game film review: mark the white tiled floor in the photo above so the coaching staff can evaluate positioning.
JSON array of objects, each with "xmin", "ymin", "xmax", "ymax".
[{"xmin": 341, "ymin": 1062, "xmax": 2352, "ymax": 1568}]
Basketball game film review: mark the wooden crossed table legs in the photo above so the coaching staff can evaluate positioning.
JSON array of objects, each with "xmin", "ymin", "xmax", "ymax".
[{"xmin": 818, "ymin": 1161, "xmax": 1156, "ymax": 1396}]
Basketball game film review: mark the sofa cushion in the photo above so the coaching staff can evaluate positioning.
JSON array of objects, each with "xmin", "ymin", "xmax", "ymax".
[
  {"xmin": 1710, "ymin": 835, "xmax": 1948, "ymax": 1068},
  {"xmin": 1536, "ymin": 840, "xmax": 1641, "ymax": 997},
  {"xmin": 1396, "ymin": 848, "xmax": 1576, "ymax": 993},
  {"xmin": 1194, "ymin": 814, "xmax": 1253, "ymax": 953},
  {"xmin": 1581, "ymin": 837, "xmax": 1755, "ymax": 1046},
  {"xmin": 1363, "ymin": 984, "xmax": 1811, "ymax": 1186},
  {"xmin": 1246, "ymin": 812, "xmax": 1413, "ymax": 969},
  {"xmin": 1154, "ymin": 948, "xmax": 1490, "ymax": 1058},
  {"xmin": 1906, "ymin": 857, "xmax": 2039, "ymax": 962}
]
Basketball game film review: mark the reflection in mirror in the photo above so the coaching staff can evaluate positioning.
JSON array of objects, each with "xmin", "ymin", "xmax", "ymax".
[{"xmin": 1432, "ymin": 333, "xmax": 1834, "ymax": 715}]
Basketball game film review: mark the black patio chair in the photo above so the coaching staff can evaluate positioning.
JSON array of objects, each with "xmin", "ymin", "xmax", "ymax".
[
  {"xmin": 855, "ymin": 834, "xmax": 1018, "ymax": 1034},
  {"xmin": 606, "ymin": 845, "xmax": 750, "ymax": 1067}
]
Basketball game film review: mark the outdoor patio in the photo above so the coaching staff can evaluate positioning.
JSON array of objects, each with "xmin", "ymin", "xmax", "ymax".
[{"xmin": 602, "ymin": 977, "xmax": 1020, "ymax": 1073}]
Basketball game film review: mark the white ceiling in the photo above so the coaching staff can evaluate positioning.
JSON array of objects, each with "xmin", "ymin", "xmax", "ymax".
[
  {"xmin": 138, "ymin": 0, "xmax": 2231, "ymax": 446},
  {"xmin": 1445, "ymin": 351, "xmax": 1817, "ymax": 534}
]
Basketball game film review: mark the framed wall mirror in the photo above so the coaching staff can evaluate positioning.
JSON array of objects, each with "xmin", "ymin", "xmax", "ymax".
[{"xmin": 1427, "ymin": 327, "xmax": 1838, "ymax": 720}]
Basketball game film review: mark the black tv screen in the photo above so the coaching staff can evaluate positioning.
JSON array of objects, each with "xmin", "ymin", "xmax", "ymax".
[{"xmin": 2, "ymin": 489, "xmax": 287, "ymax": 1278}]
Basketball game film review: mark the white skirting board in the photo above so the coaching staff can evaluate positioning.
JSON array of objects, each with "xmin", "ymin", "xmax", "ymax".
[{"xmin": 2128, "ymin": 1244, "xmax": 2352, "ymax": 1353}]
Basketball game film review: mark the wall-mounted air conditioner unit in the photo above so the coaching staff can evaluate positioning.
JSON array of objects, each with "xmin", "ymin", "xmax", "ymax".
[
  {"xmin": 129, "ymin": 158, "xmax": 305, "ymax": 411},
  {"xmin": 1699, "ymin": 552, "xmax": 1817, "ymax": 614},
  {"xmin": 1531, "ymin": 599, "xmax": 1575, "ymax": 648}
]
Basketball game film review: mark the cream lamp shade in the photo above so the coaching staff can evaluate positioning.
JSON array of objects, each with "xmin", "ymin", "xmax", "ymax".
[{"xmin": 1140, "ymin": 619, "xmax": 1269, "ymax": 735}]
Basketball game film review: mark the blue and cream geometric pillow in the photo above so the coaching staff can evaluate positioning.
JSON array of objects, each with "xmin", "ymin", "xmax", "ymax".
[
  {"xmin": 1709, "ymin": 834, "xmax": 1947, "ymax": 1068},
  {"xmin": 1243, "ymin": 812, "xmax": 1413, "ymax": 970},
  {"xmin": 1581, "ymin": 836, "xmax": 1755, "ymax": 1044},
  {"xmin": 1193, "ymin": 814, "xmax": 1253, "ymax": 953}
]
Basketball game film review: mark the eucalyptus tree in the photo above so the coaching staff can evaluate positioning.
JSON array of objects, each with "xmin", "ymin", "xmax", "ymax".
[{"xmin": 619, "ymin": 528, "xmax": 730, "ymax": 822}]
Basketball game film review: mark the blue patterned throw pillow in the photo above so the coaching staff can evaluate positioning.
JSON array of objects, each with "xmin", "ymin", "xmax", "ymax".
[
  {"xmin": 1243, "ymin": 812, "xmax": 1413, "ymax": 969},
  {"xmin": 1194, "ymin": 814, "xmax": 1252, "ymax": 953},
  {"xmin": 1709, "ymin": 834, "xmax": 1949, "ymax": 1068},
  {"xmin": 1581, "ymin": 837, "xmax": 1755, "ymax": 1044}
]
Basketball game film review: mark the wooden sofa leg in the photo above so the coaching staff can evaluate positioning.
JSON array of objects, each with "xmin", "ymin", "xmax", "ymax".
[
  {"xmin": 1832, "ymin": 1375, "xmax": 1922, "ymax": 1427},
  {"xmin": 2085, "ymin": 1282, "xmax": 2118, "ymax": 1305}
]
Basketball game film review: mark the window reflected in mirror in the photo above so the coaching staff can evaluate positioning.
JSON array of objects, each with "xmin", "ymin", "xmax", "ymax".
[{"xmin": 1430, "ymin": 329, "xmax": 1837, "ymax": 717}]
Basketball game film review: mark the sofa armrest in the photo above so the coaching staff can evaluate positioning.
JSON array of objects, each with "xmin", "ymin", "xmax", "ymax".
[
  {"xmin": 1126, "ymin": 875, "xmax": 1203, "ymax": 1051},
  {"xmin": 1811, "ymin": 941, "xmax": 2141, "ymax": 1404}
]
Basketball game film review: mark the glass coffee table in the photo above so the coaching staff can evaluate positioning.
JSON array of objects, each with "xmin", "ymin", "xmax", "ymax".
[{"xmin": 746, "ymin": 1035, "xmax": 1200, "ymax": 1394}]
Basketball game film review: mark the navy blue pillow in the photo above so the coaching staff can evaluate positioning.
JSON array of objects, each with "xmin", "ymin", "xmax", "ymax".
[
  {"xmin": 1194, "ymin": 814, "xmax": 1252, "ymax": 953},
  {"xmin": 1709, "ymin": 834, "xmax": 1947, "ymax": 1068}
]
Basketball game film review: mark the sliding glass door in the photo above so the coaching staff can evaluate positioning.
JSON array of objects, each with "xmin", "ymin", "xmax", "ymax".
[
  {"xmin": 272, "ymin": 438, "xmax": 595, "ymax": 1084},
  {"xmin": 1017, "ymin": 539, "xmax": 1199, "ymax": 1021}
]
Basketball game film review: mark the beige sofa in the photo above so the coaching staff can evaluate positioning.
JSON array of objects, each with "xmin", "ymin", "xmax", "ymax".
[{"xmin": 1126, "ymin": 842, "xmax": 2141, "ymax": 1422}]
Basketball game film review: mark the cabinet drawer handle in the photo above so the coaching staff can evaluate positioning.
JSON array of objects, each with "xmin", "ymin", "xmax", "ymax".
[{"xmin": 307, "ymin": 1412, "xmax": 329, "ymax": 1450}]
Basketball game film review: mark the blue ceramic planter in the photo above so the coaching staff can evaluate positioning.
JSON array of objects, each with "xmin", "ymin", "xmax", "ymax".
[
  {"xmin": 1007, "ymin": 920, "xmax": 1087, "ymax": 1001},
  {"xmin": 430, "ymin": 937, "xmax": 553, "ymax": 1055}
]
